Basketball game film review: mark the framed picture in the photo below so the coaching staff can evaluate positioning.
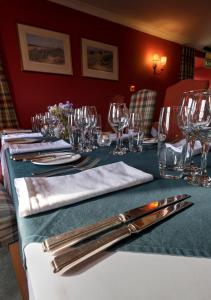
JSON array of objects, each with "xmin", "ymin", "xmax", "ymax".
[
  {"xmin": 17, "ymin": 24, "xmax": 73, "ymax": 75},
  {"xmin": 81, "ymin": 38, "xmax": 119, "ymax": 80}
]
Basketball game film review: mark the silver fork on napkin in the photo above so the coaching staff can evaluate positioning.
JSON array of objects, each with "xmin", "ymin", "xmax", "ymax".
[{"xmin": 32, "ymin": 157, "xmax": 100, "ymax": 177}]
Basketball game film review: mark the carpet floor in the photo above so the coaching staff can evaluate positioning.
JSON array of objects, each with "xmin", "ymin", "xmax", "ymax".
[{"xmin": 0, "ymin": 246, "xmax": 21, "ymax": 300}]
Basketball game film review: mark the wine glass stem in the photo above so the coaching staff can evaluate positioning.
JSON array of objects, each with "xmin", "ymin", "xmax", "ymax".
[
  {"xmin": 116, "ymin": 131, "xmax": 122, "ymax": 150},
  {"xmin": 200, "ymin": 142, "xmax": 209, "ymax": 176},
  {"xmin": 187, "ymin": 137, "xmax": 195, "ymax": 165}
]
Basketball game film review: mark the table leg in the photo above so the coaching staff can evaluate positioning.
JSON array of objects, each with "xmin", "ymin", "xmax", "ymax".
[{"xmin": 9, "ymin": 241, "xmax": 29, "ymax": 300}]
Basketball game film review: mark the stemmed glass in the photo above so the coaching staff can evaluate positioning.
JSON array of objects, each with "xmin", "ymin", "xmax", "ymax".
[
  {"xmin": 73, "ymin": 107, "xmax": 90, "ymax": 152},
  {"xmin": 108, "ymin": 103, "xmax": 129, "ymax": 155},
  {"xmin": 189, "ymin": 90, "xmax": 211, "ymax": 186},
  {"xmin": 128, "ymin": 112, "xmax": 144, "ymax": 152},
  {"xmin": 177, "ymin": 91, "xmax": 198, "ymax": 176},
  {"xmin": 87, "ymin": 106, "xmax": 98, "ymax": 149}
]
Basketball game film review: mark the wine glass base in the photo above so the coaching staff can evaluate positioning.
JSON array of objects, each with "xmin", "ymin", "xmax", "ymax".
[
  {"xmin": 112, "ymin": 148, "xmax": 126, "ymax": 155},
  {"xmin": 185, "ymin": 174, "xmax": 211, "ymax": 187},
  {"xmin": 183, "ymin": 164, "xmax": 199, "ymax": 176}
]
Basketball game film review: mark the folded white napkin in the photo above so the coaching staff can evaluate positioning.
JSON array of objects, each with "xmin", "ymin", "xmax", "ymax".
[
  {"xmin": 173, "ymin": 139, "xmax": 202, "ymax": 156},
  {"xmin": 3, "ymin": 132, "xmax": 42, "ymax": 141},
  {"xmin": 14, "ymin": 161, "xmax": 153, "ymax": 217},
  {"xmin": 109, "ymin": 133, "xmax": 131, "ymax": 141},
  {"xmin": 9, "ymin": 140, "xmax": 70, "ymax": 155},
  {"xmin": 2, "ymin": 129, "xmax": 32, "ymax": 135}
]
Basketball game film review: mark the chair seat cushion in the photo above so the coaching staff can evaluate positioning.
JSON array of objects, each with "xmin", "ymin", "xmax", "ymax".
[{"xmin": 0, "ymin": 184, "xmax": 18, "ymax": 246}]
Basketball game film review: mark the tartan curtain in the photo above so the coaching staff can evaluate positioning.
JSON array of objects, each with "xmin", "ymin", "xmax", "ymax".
[
  {"xmin": 179, "ymin": 46, "xmax": 195, "ymax": 80},
  {"xmin": 0, "ymin": 55, "xmax": 19, "ymax": 129}
]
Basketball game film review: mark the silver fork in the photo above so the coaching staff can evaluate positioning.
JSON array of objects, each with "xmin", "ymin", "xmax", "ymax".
[
  {"xmin": 32, "ymin": 158, "xmax": 100, "ymax": 177},
  {"xmin": 32, "ymin": 157, "xmax": 91, "ymax": 176}
]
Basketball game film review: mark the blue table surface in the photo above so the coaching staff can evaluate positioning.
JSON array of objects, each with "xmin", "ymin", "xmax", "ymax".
[{"xmin": 5, "ymin": 145, "xmax": 211, "ymax": 263}]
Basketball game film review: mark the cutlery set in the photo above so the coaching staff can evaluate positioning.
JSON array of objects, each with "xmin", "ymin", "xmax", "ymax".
[{"xmin": 42, "ymin": 194, "xmax": 193, "ymax": 274}]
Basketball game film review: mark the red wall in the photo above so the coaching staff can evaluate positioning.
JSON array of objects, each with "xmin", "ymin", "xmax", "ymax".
[
  {"xmin": 0, "ymin": 0, "xmax": 182, "ymax": 129},
  {"xmin": 195, "ymin": 57, "xmax": 211, "ymax": 87}
]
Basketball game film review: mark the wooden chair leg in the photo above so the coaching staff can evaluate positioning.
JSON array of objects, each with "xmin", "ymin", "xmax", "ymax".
[{"xmin": 9, "ymin": 241, "xmax": 29, "ymax": 300}]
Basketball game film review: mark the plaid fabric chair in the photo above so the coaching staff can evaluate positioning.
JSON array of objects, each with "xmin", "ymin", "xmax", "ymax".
[
  {"xmin": 129, "ymin": 89, "xmax": 157, "ymax": 136},
  {"xmin": 0, "ymin": 183, "xmax": 18, "ymax": 246}
]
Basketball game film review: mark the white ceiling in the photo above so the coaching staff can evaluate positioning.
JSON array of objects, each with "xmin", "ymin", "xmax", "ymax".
[{"xmin": 49, "ymin": 0, "xmax": 211, "ymax": 52}]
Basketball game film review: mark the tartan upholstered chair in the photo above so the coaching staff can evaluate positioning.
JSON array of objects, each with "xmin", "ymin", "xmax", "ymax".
[
  {"xmin": 163, "ymin": 79, "xmax": 209, "ymax": 107},
  {"xmin": 0, "ymin": 183, "xmax": 18, "ymax": 246},
  {"xmin": 129, "ymin": 89, "xmax": 157, "ymax": 136}
]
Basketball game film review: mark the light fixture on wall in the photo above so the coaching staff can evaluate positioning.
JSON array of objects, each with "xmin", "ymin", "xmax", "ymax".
[{"xmin": 152, "ymin": 54, "xmax": 167, "ymax": 75}]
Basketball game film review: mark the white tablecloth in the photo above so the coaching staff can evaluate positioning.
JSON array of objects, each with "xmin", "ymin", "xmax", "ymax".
[{"xmin": 25, "ymin": 243, "xmax": 211, "ymax": 300}]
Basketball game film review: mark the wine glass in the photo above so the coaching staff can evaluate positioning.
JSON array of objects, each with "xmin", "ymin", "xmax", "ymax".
[
  {"xmin": 88, "ymin": 106, "xmax": 98, "ymax": 149},
  {"xmin": 108, "ymin": 103, "xmax": 129, "ymax": 155},
  {"xmin": 189, "ymin": 90, "xmax": 211, "ymax": 186},
  {"xmin": 128, "ymin": 112, "xmax": 144, "ymax": 152},
  {"xmin": 177, "ymin": 91, "xmax": 198, "ymax": 176}
]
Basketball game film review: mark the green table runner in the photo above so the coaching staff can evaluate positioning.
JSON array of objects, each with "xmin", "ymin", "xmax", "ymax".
[{"xmin": 6, "ymin": 147, "xmax": 211, "ymax": 264}]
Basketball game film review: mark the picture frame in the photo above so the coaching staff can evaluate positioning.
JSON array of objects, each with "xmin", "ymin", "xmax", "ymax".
[
  {"xmin": 81, "ymin": 38, "xmax": 119, "ymax": 80},
  {"xmin": 17, "ymin": 24, "xmax": 73, "ymax": 75}
]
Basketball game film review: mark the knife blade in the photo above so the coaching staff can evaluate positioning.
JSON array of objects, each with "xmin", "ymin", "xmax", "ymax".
[
  {"xmin": 11, "ymin": 150, "xmax": 71, "ymax": 161},
  {"xmin": 31, "ymin": 153, "xmax": 74, "ymax": 163},
  {"xmin": 52, "ymin": 201, "xmax": 193, "ymax": 273},
  {"xmin": 43, "ymin": 194, "xmax": 191, "ymax": 254}
]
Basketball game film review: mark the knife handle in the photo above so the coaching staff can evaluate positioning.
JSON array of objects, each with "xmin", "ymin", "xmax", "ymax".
[
  {"xmin": 52, "ymin": 225, "xmax": 132, "ymax": 273},
  {"xmin": 43, "ymin": 215, "xmax": 123, "ymax": 254}
]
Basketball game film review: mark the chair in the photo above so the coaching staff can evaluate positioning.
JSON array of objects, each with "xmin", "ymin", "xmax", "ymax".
[
  {"xmin": 0, "ymin": 183, "xmax": 18, "ymax": 246},
  {"xmin": 163, "ymin": 79, "xmax": 209, "ymax": 107},
  {"xmin": 129, "ymin": 89, "xmax": 157, "ymax": 136}
]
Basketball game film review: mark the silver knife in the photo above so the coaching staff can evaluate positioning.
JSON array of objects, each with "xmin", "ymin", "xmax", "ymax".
[
  {"xmin": 52, "ymin": 201, "xmax": 193, "ymax": 273},
  {"xmin": 31, "ymin": 153, "xmax": 74, "ymax": 163},
  {"xmin": 11, "ymin": 150, "xmax": 71, "ymax": 161},
  {"xmin": 43, "ymin": 194, "xmax": 191, "ymax": 254}
]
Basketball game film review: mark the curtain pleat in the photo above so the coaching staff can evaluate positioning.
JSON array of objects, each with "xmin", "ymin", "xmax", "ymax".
[
  {"xmin": 0, "ymin": 55, "xmax": 19, "ymax": 129},
  {"xmin": 179, "ymin": 46, "xmax": 195, "ymax": 80}
]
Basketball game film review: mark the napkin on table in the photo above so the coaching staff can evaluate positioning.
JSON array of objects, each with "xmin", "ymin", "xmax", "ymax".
[
  {"xmin": 9, "ymin": 140, "xmax": 70, "ymax": 155},
  {"xmin": 3, "ymin": 132, "xmax": 42, "ymax": 141},
  {"xmin": 173, "ymin": 139, "xmax": 202, "ymax": 156},
  {"xmin": 1, "ymin": 132, "xmax": 43, "ymax": 147},
  {"xmin": 14, "ymin": 161, "xmax": 153, "ymax": 217}
]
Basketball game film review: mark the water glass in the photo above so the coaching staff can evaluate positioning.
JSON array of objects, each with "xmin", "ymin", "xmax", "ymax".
[
  {"xmin": 97, "ymin": 133, "xmax": 111, "ymax": 147},
  {"xmin": 158, "ymin": 106, "xmax": 187, "ymax": 179}
]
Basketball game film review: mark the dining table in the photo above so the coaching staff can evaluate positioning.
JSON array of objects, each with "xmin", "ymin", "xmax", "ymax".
[{"xmin": 3, "ymin": 141, "xmax": 211, "ymax": 300}]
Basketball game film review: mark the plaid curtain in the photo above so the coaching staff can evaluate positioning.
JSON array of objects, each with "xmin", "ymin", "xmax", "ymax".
[
  {"xmin": 0, "ymin": 55, "xmax": 19, "ymax": 129},
  {"xmin": 179, "ymin": 46, "xmax": 195, "ymax": 80},
  {"xmin": 129, "ymin": 89, "xmax": 156, "ymax": 136}
]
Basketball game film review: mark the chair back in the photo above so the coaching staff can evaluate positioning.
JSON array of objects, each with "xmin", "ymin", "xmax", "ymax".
[
  {"xmin": 0, "ymin": 183, "xmax": 18, "ymax": 246},
  {"xmin": 129, "ymin": 89, "xmax": 156, "ymax": 136},
  {"xmin": 163, "ymin": 79, "xmax": 209, "ymax": 107}
]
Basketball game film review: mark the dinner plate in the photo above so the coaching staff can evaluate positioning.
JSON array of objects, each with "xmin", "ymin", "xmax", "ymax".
[{"xmin": 31, "ymin": 152, "xmax": 81, "ymax": 166}]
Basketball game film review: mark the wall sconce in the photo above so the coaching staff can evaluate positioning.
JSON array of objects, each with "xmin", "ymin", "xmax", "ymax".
[{"xmin": 152, "ymin": 54, "xmax": 167, "ymax": 75}]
